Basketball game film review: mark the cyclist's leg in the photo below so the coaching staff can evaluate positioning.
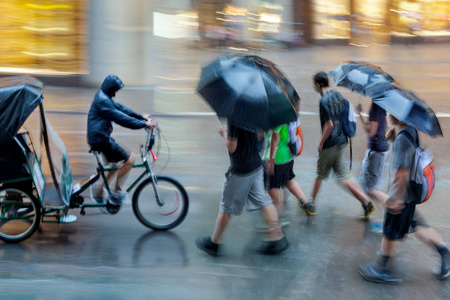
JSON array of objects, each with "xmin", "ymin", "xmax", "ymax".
[
  {"xmin": 97, "ymin": 165, "xmax": 119, "ymax": 197},
  {"xmin": 116, "ymin": 152, "xmax": 135, "ymax": 190}
]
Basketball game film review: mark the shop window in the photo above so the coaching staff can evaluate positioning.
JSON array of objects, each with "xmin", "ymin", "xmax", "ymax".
[{"xmin": 0, "ymin": 0, "xmax": 88, "ymax": 74}]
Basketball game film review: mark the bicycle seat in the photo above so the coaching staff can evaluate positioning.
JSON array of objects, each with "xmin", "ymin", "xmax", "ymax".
[{"xmin": 89, "ymin": 148, "xmax": 101, "ymax": 155}]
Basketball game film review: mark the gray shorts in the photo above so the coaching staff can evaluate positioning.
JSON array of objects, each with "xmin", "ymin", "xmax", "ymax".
[
  {"xmin": 359, "ymin": 149, "xmax": 388, "ymax": 194},
  {"xmin": 220, "ymin": 167, "xmax": 273, "ymax": 215}
]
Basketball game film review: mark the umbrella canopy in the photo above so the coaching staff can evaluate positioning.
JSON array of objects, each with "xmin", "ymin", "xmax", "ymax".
[
  {"xmin": 330, "ymin": 62, "xmax": 442, "ymax": 137},
  {"xmin": 0, "ymin": 75, "xmax": 44, "ymax": 149},
  {"xmin": 329, "ymin": 61, "xmax": 396, "ymax": 98},
  {"xmin": 196, "ymin": 55, "xmax": 299, "ymax": 131},
  {"xmin": 371, "ymin": 83, "xmax": 442, "ymax": 137}
]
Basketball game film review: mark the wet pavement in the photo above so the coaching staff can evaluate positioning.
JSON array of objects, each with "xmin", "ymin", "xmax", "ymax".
[{"xmin": 2, "ymin": 44, "xmax": 450, "ymax": 299}]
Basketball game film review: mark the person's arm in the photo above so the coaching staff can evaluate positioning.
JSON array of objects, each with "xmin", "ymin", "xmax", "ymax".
[
  {"xmin": 356, "ymin": 104, "xmax": 379, "ymax": 137},
  {"xmin": 318, "ymin": 120, "xmax": 333, "ymax": 152},
  {"xmin": 386, "ymin": 167, "xmax": 409, "ymax": 214},
  {"xmin": 219, "ymin": 127, "xmax": 237, "ymax": 153},
  {"xmin": 98, "ymin": 99, "xmax": 147, "ymax": 129},
  {"xmin": 266, "ymin": 131, "xmax": 280, "ymax": 175},
  {"xmin": 386, "ymin": 133, "xmax": 414, "ymax": 213},
  {"xmin": 114, "ymin": 102, "xmax": 145, "ymax": 120}
]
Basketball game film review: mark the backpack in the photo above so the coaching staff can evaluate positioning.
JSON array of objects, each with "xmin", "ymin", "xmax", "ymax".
[
  {"xmin": 342, "ymin": 98, "xmax": 357, "ymax": 138},
  {"xmin": 398, "ymin": 129, "xmax": 435, "ymax": 204},
  {"xmin": 287, "ymin": 119, "xmax": 303, "ymax": 157}
]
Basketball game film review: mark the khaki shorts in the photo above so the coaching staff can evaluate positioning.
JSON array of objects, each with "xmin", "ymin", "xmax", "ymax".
[{"xmin": 316, "ymin": 144, "xmax": 350, "ymax": 181}]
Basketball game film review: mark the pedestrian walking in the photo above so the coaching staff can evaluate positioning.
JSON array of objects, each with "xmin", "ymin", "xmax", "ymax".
[
  {"xmin": 264, "ymin": 124, "xmax": 316, "ymax": 221},
  {"xmin": 356, "ymin": 102, "xmax": 390, "ymax": 205},
  {"xmin": 195, "ymin": 121, "xmax": 290, "ymax": 256},
  {"xmin": 359, "ymin": 114, "xmax": 450, "ymax": 283},
  {"xmin": 308, "ymin": 71, "xmax": 375, "ymax": 217}
]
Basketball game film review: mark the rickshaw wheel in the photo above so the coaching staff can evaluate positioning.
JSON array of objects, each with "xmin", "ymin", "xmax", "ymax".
[{"xmin": 0, "ymin": 188, "xmax": 41, "ymax": 243}]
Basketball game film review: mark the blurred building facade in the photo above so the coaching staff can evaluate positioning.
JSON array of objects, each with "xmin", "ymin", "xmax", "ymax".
[{"xmin": 0, "ymin": 0, "xmax": 449, "ymax": 86}]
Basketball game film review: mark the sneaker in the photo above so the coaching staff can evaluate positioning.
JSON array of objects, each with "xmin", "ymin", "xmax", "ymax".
[
  {"xmin": 363, "ymin": 202, "xmax": 375, "ymax": 219},
  {"xmin": 255, "ymin": 236, "xmax": 290, "ymax": 255},
  {"xmin": 358, "ymin": 263, "xmax": 403, "ymax": 284},
  {"xmin": 437, "ymin": 266, "xmax": 450, "ymax": 280},
  {"xmin": 437, "ymin": 251, "xmax": 450, "ymax": 280},
  {"xmin": 298, "ymin": 201, "xmax": 317, "ymax": 216},
  {"xmin": 195, "ymin": 236, "xmax": 220, "ymax": 257},
  {"xmin": 109, "ymin": 190, "xmax": 128, "ymax": 206}
]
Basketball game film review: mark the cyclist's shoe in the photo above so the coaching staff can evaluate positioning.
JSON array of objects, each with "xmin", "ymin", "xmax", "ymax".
[
  {"xmin": 358, "ymin": 263, "xmax": 403, "ymax": 284},
  {"xmin": 109, "ymin": 190, "xmax": 128, "ymax": 206},
  {"xmin": 255, "ymin": 236, "xmax": 290, "ymax": 255},
  {"xmin": 363, "ymin": 202, "xmax": 375, "ymax": 219},
  {"xmin": 195, "ymin": 236, "xmax": 220, "ymax": 257},
  {"xmin": 298, "ymin": 201, "xmax": 317, "ymax": 216}
]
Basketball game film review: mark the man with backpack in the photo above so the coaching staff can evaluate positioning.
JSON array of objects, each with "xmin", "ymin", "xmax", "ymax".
[
  {"xmin": 309, "ymin": 72, "xmax": 374, "ymax": 217},
  {"xmin": 359, "ymin": 114, "xmax": 450, "ymax": 283}
]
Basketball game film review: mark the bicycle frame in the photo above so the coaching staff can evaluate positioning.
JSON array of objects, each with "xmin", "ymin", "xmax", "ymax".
[{"xmin": 70, "ymin": 129, "xmax": 163, "ymax": 211}]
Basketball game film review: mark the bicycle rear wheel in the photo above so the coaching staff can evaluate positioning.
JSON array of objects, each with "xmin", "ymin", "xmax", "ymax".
[
  {"xmin": 0, "ymin": 188, "xmax": 41, "ymax": 243},
  {"xmin": 132, "ymin": 176, "xmax": 188, "ymax": 231}
]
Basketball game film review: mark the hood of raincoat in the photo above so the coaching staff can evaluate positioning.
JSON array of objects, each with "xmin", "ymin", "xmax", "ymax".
[{"xmin": 100, "ymin": 75, "xmax": 124, "ymax": 98}]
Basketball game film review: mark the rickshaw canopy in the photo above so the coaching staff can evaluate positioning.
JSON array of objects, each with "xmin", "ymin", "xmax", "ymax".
[{"xmin": 0, "ymin": 75, "xmax": 43, "ymax": 148}]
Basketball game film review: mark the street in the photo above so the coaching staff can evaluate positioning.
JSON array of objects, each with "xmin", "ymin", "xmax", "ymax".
[{"xmin": 2, "ymin": 44, "xmax": 450, "ymax": 299}]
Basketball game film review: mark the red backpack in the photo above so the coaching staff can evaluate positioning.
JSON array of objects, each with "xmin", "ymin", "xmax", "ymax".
[{"xmin": 287, "ymin": 120, "xmax": 303, "ymax": 157}]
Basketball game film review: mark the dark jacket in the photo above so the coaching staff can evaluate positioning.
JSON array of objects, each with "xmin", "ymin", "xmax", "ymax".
[{"xmin": 87, "ymin": 75, "xmax": 147, "ymax": 146}]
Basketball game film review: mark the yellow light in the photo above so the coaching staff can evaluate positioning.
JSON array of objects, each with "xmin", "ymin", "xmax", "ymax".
[
  {"xmin": 22, "ymin": 27, "xmax": 69, "ymax": 32},
  {"xmin": 22, "ymin": 52, "xmax": 69, "ymax": 57},
  {"xmin": 25, "ymin": 4, "xmax": 72, "ymax": 9}
]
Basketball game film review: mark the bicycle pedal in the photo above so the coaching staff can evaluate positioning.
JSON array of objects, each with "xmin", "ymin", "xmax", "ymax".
[{"xmin": 59, "ymin": 214, "xmax": 77, "ymax": 224}]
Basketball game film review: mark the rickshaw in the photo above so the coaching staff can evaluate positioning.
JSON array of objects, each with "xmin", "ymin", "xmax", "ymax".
[{"xmin": 0, "ymin": 75, "xmax": 189, "ymax": 243}]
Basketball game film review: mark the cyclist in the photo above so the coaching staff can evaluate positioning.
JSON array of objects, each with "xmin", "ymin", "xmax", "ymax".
[{"xmin": 87, "ymin": 74, "xmax": 157, "ymax": 205}]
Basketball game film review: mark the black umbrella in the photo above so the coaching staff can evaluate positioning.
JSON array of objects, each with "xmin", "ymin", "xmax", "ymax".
[
  {"xmin": 371, "ymin": 83, "xmax": 442, "ymax": 137},
  {"xmin": 196, "ymin": 55, "xmax": 299, "ymax": 131},
  {"xmin": 329, "ymin": 61, "xmax": 396, "ymax": 98},
  {"xmin": 329, "ymin": 62, "xmax": 442, "ymax": 137}
]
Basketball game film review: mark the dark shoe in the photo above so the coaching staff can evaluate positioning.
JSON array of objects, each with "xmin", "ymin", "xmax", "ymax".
[
  {"xmin": 256, "ymin": 236, "xmax": 290, "ymax": 255},
  {"xmin": 298, "ymin": 201, "xmax": 317, "ymax": 216},
  {"xmin": 195, "ymin": 236, "xmax": 220, "ymax": 257},
  {"xmin": 363, "ymin": 202, "xmax": 375, "ymax": 219},
  {"xmin": 358, "ymin": 263, "xmax": 403, "ymax": 284},
  {"xmin": 437, "ymin": 251, "xmax": 450, "ymax": 280}
]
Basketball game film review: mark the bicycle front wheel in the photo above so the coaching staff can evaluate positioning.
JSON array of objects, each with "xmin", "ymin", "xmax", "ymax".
[
  {"xmin": 132, "ymin": 176, "xmax": 189, "ymax": 231},
  {"xmin": 0, "ymin": 188, "xmax": 41, "ymax": 243}
]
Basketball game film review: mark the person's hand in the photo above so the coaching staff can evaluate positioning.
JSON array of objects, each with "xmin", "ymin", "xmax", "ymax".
[
  {"xmin": 386, "ymin": 127, "xmax": 396, "ymax": 142},
  {"xmin": 386, "ymin": 198, "xmax": 404, "ymax": 215},
  {"xmin": 318, "ymin": 142, "xmax": 323, "ymax": 153},
  {"xmin": 142, "ymin": 114, "xmax": 152, "ymax": 121},
  {"xmin": 265, "ymin": 159, "xmax": 275, "ymax": 175},
  {"xmin": 146, "ymin": 120, "xmax": 158, "ymax": 129},
  {"xmin": 355, "ymin": 103, "xmax": 362, "ymax": 115},
  {"xmin": 219, "ymin": 127, "xmax": 227, "ymax": 139}
]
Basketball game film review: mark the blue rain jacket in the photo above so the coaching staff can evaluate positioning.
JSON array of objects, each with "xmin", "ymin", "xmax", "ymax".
[{"xmin": 87, "ymin": 75, "xmax": 147, "ymax": 146}]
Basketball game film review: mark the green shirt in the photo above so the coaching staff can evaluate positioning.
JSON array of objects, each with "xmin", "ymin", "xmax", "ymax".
[{"xmin": 263, "ymin": 125, "xmax": 293, "ymax": 164}]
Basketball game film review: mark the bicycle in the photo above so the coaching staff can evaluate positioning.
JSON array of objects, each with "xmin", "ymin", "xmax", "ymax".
[{"xmin": 70, "ymin": 128, "xmax": 189, "ymax": 231}]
